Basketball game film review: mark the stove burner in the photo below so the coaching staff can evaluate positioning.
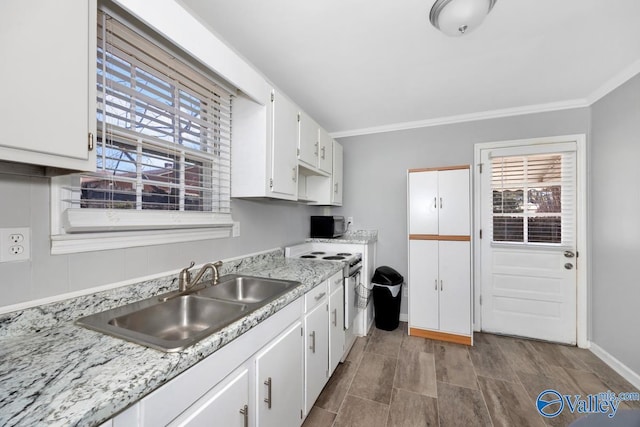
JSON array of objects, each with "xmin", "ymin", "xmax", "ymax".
[
  {"xmin": 300, "ymin": 255, "xmax": 317, "ymax": 259},
  {"xmin": 311, "ymin": 251, "xmax": 326, "ymax": 255},
  {"xmin": 337, "ymin": 252, "xmax": 352, "ymax": 256},
  {"xmin": 323, "ymin": 256, "xmax": 346, "ymax": 260}
]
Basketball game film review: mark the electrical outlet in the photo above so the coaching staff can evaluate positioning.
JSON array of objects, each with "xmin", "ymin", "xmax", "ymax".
[
  {"xmin": 0, "ymin": 227, "xmax": 30, "ymax": 262},
  {"xmin": 347, "ymin": 216, "xmax": 354, "ymax": 225},
  {"xmin": 232, "ymin": 221, "xmax": 240, "ymax": 237}
]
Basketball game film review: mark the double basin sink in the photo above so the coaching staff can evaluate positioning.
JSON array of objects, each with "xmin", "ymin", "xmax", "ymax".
[{"xmin": 76, "ymin": 275, "xmax": 300, "ymax": 352}]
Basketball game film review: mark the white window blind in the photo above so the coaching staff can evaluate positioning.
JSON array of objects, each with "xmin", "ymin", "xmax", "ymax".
[
  {"xmin": 63, "ymin": 10, "xmax": 232, "ymax": 224},
  {"xmin": 491, "ymin": 150, "xmax": 576, "ymax": 246}
]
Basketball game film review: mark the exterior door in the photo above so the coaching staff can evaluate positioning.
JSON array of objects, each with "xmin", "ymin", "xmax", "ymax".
[{"xmin": 480, "ymin": 141, "xmax": 578, "ymax": 344}]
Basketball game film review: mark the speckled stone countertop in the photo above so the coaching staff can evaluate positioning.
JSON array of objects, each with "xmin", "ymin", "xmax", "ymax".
[
  {"xmin": 0, "ymin": 249, "xmax": 343, "ymax": 427},
  {"xmin": 306, "ymin": 229, "xmax": 378, "ymax": 244}
]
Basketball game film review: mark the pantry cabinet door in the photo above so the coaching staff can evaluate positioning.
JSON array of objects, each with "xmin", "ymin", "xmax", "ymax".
[
  {"xmin": 298, "ymin": 111, "xmax": 319, "ymax": 168},
  {"xmin": 437, "ymin": 169, "xmax": 470, "ymax": 236},
  {"xmin": 408, "ymin": 240, "xmax": 439, "ymax": 330},
  {"xmin": 438, "ymin": 241, "xmax": 471, "ymax": 335},
  {"xmin": 408, "ymin": 171, "xmax": 439, "ymax": 235}
]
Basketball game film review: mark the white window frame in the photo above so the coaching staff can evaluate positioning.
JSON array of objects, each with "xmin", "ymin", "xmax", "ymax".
[{"xmin": 50, "ymin": 6, "xmax": 236, "ymax": 255}]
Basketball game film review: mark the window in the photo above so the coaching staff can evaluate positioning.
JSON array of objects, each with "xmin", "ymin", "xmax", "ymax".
[
  {"xmin": 51, "ymin": 9, "xmax": 235, "ymax": 253},
  {"xmin": 491, "ymin": 151, "xmax": 576, "ymax": 246}
]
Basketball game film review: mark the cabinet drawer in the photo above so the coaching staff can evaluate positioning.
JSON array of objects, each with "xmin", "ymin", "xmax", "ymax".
[
  {"xmin": 305, "ymin": 282, "xmax": 328, "ymax": 312},
  {"xmin": 328, "ymin": 271, "xmax": 343, "ymax": 294}
]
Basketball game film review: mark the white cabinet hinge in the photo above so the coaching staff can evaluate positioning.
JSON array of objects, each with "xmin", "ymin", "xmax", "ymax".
[
  {"xmin": 269, "ymin": 178, "xmax": 274, "ymax": 189},
  {"xmin": 297, "ymin": 148, "xmax": 300, "ymax": 156},
  {"xmin": 88, "ymin": 132, "xmax": 94, "ymax": 151},
  {"xmin": 297, "ymin": 113, "xmax": 300, "ymax": 122},
  {"xmin": 270, "ymin": 92, "xmax": 274, "ymax": 102}
]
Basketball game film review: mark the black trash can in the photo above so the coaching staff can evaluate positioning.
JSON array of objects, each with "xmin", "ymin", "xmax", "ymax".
[{"xmin": 372, "ymin": 266, "xmax": 404, "ymax": 331}]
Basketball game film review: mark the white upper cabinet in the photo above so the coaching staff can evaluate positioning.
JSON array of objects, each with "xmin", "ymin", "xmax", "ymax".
[
  {"xmin": 408, "ymin": 168, "xmax": 470, "ymax": 236},
  {"xmin": 232, "ymin": 89, "xmax": 298, "ymax": 200},
  {"xmin": 318, "ymin": 128, "xmax": 333, "ymax": 175},
  {"xmin": 305, "ymin": 140, "xmax": 343, "ymax": 206},
  {"xmin": 330, "ymin": 141, "xmax": 343, "ymax": 205},
  {"xmin": 298, "ymin": 111, "xmax": 319, "ymax": 169},
  {"xmin": 0, "ymin": 0, "xmax": 97, "ymax": 172}
]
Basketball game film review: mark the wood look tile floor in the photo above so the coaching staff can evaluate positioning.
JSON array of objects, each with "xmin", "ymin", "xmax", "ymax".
[{"xmin": 302, "ymin": 323, "xmax": 640, "ymax": 427}]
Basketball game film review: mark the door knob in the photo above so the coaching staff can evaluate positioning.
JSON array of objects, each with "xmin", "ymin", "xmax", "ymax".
[
  {"xmin": 564, "ymin": 251, "xmax": 575, "ymax": 258},
  {"xmin": 564, "ymin": 263, "xmax": 574, "ymax": 270}
]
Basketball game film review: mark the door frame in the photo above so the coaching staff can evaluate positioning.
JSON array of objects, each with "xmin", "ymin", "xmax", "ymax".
[{"xmin": 473, "ymin": 134, "xmax": 588, "ymax": 348}]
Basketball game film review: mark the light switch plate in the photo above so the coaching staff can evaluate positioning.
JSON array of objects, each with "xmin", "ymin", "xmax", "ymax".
[{"xmin": 0, "ymin": 227, "xmax": 31, "ymax": 262}]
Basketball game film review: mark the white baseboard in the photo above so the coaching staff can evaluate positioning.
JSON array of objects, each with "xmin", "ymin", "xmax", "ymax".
[
  {"xmin": 399, "ymin": 313, "xmax": 408, "ymax": 322},
  {"xmin": 589, "ymin": 342, "xmax": 640, "ymax": 391}
]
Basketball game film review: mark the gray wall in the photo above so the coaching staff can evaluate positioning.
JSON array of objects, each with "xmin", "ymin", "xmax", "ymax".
[
  {"xmin": 0, "ymin": 173, "xmax": 319, "ymax": 308},
  {"xmin": 591, "ymin": 74, "xmax": 640, "ymax": 375},
  {"xmin": 333, "ymin": 108, "xmax": 591, "ymax": 318}
]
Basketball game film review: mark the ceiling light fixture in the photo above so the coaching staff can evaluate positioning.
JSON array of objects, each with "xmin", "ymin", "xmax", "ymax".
[{"xmin": 429, "ymin": 0, "xmax": 498, "ymax": 37}]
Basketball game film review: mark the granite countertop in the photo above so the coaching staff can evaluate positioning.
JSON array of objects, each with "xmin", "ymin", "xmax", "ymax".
[
  {"xmin": 306, "ymin": 230, "xmax": 378, "ymax": 245},
  {"xmin": 0, "ymin": 249, "xmax": 343, "ymax": 427}
]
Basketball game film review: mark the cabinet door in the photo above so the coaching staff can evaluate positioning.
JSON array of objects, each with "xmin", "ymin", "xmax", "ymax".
[
  {"xmin": 0, "ymin": 0, "xmax": 96, "ymax": 171},
  {"xmin": 270, "ymin": 90, "xmax": 299, "ymax": 199},
  {"xmin": 256, "ymin": 321, "xmax": 304, "ymax": 427},
  {"xmin": 408, "ymin": 240, "xmax": 439, "ymax": 330},
  {"xmin": 298, "ymin": 111, "xmax": 319, "ymax": 168},
  {"xmin": 408, "ymin": 171, "xmax": 439, "ymax": 235},
  {"xmin": 438, "ymin": 169, "xmax": 470, "ymax": 236},
  {"xmin": 169, "ymin": 368, "xmax": 249, "ymax": 427},
  {"xmin": 318, "ymin": 128, "xmax": 333, "ymax": 174},
  {"xmin": 328, "ymin": 286, "xmax": 345, "ymax": 375},
  {"xmin": 331, "ymin": 141, "xmax": 343, "ymax": 205},
  {"xmin": 304, "ymin": 301, "xmax": 329, "ymax": 414},
  {"xmin": 438, "ymin": 241, "xmax": 471, "ymax": 335}
]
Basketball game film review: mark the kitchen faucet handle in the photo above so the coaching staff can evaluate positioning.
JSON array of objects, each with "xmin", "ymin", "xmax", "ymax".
[
  {"xmin": 212, "ymin": 260, "xmax": 223, "ymax": 283},
  {"xmin": 178, "ymin": 261, "xmax": 196, "ymax": 291}
]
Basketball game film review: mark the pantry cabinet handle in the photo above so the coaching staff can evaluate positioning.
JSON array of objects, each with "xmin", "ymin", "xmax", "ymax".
[
  {"xmin": 240, "ymin": 405, "xmax": 249, "ymax": 427},
  {"xmin": 433, "ymin": 197, "xmax": 437, "ymax": 209},
  {"xmin": 264, "ymin": 377, "xmax": 272, "ymax": 409},
  {"xmin": 321, "ymin": 146, "xmax": 326, "ymax": 159},
  {"xmin": 333, "ymin": 308, "xmax": 337, "ymax": 326},
  {"xmin": 292, "ymin": 167, "xmax": 297, "ymax": 182},
  {"xmin": 440, "ymin": 280, "xmax": 443, "ymax": 291},
  {"xmin": 434, "ymin": 279, "xmax": 438, "ymax": 290},
  {"xmin": 314, "ymin": 141, "xmax": 319, "ymax": 156},
  {"xmin": 314, "ymin": 292, "xmax": 326, "ymax": 301},
  {"xmin": 310, "ymin": 331, "xmax": 316, "ymax": 353},
  {"xmin": 440, "ymin": 197, "xmax": 443, "ymax": 209}
]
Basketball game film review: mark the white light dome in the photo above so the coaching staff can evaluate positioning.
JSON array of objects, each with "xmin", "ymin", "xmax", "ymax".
[{"xmin": 430, "ymin": 0, "xmax": 497, "ymax": 37}]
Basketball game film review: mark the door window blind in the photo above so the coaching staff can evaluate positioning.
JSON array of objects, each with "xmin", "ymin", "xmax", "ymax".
[
  {"xmin": 491, "ymin": 151, "xmax": 576, "ymax": 246},
  {"xmin": 70, "ymin": 10, "xmax": 232, "ymax": 214}
]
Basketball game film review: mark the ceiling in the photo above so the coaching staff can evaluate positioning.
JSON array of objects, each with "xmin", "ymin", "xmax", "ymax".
[{"xmin": 179, "ymin": 0, "xmax": 640, "ymax": 136}]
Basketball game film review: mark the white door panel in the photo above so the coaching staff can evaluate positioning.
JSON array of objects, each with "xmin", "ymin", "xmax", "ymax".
[
  {"xmin": 408, "ymin": 240, "xmax": 439, "ymax": 330},
  {"xmin": 408, "ymin": 172, "xmax": 438, "ymax": 235}
]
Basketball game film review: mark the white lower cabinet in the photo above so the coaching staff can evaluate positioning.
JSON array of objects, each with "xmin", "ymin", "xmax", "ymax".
[
  {"xmin": 304, "ymin": 296, "xmax": 329, "ymax": 414},
  {"xmin": 169, "ymin": 367, "xmax": 249, "ymax": 427},
  {"xmin": 328, "ymin": 280, "xmax": 345, "ymax": 375},
  {"xmin": 255, "ymin": 321, "xmax": 304, "ymax": 427}
]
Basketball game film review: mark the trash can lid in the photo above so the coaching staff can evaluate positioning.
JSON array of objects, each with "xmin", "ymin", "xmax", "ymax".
[{"xmin": 372, "ymin": 266, "xmax": 404, "ymax": 286}]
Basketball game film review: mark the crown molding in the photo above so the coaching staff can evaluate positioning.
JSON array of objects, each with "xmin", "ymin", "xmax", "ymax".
[
  {"xmin": 586, "ymin": 58, "xmax": 640, "ymax": 105},
  {"xmin": 330, "ymin": 99, "xmax": 589, "ymax": 139},
  {"xmin": 331, "ymin": 59, "xmax": 640, "ymax": 139}
]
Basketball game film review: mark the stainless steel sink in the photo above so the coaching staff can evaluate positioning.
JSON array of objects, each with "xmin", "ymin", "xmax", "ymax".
[
  {"xmin": 196, "ymin": 275, "xmax": 299, "ymax": 304},
  {"xmin": 76, "ymin": 275, "xmax": 300, "ymax": 352}
]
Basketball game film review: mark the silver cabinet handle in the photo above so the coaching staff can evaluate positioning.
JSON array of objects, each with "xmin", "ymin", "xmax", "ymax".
[
  {"xmin": 433, "ymin": 197, "xmax": 437, "ymax": 209},
  {"xmin": 434, "ymin": 279, "xmax": 438, "ymax": 290},
  {"xmin": 264, "ymin": 377, "xmax": 272, "ymax": 409},
  {"xmin": 314, "ymin": 141, "xmax": 319, "ymax": 156},
  {"xmin": 310, "ymin": 331, "xmax": 316, "ymax": 353},
  {"xmin": 440, "ymin": 280, "xmax": 443, "ymax": 291},
  {"xmin": 292, "ymin": 166, "xmax": 297, "ymax": 182},
  {"xmin": 321, "ymin": 146, "xmax": 326, "ymax": 159},
  {"xmin": 440, "ymin": 197, "xmax": 443, "ymax": 209},
  {"xmin": 239, "ymin": 405, "xmax": 249, "ymax": 427},
  {"xmin": 332, "ymin": 308, "xmax": 337, "ymax": 326},
  {"xmin": 334, "ymin": 183, "xmax": 339, "ymax": 193},
  {"xmin": 314, "ymin": 292, "xmax": 326, "ymax": 301}
]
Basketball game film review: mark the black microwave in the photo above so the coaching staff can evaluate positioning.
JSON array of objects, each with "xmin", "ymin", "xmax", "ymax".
[{"xmin": 310, "ymin": 216, "xmax": 346, "ymax": 238}]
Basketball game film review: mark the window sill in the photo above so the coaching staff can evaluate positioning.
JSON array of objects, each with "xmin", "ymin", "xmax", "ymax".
[{"xmin": 51, "ymin": 226, "xmax": 234, "ymax": 255}]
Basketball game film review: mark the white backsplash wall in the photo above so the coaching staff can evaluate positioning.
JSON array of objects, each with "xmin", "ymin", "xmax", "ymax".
[
  {"xmin": 0, "ymin": 173, "xmax": 320, "ymax": 309},
  {"xmin": 332, "ymin": 108, "xmax": 591, "ymax": 320}
]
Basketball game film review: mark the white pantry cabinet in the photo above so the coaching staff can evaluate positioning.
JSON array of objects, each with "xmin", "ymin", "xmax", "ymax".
[
  {"xmin": 255, "ymin": 321, "xmax": 304, "ymax": 427},
  {"xmin": 232, "ymin": 89, "xmax": 298, "ymax": 200},
  {"xmin": 407, "ymin": 166, "xmax": 472, "ymax": 345},
  {"xmin": 0, "ymin": 0, "xmax": 96, "ymax": 172},
  {"xmin": 306, "ymin": 140, "xmax": 343, "ymax": 206}
]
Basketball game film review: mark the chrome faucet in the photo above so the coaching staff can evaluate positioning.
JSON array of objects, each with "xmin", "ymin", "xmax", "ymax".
[{"xmin": 178, "ymin": 260, "xmax": 223, "ymax": 292}]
